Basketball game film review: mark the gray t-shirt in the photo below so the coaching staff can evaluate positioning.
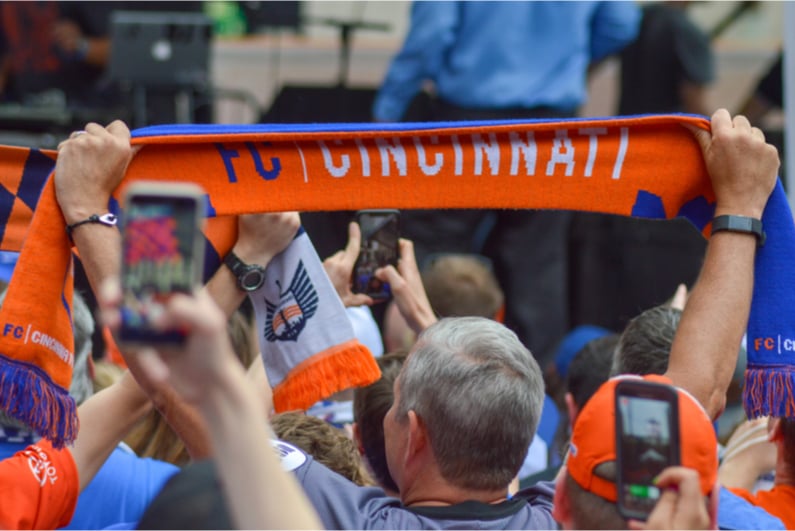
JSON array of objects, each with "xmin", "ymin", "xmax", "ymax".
[{"xmin": 285, "ymin": 441, "xmax": 558, "ymax": 530}]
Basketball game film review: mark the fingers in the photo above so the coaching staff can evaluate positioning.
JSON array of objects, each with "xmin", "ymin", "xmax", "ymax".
[
  {"xmin": 84, "ymin": 122, "xmax": 106, "ymax": 135},
  {"xmin": 375, "ymin": 264, "xmax": 404, "ymax": 291},
  {"xmin": 710, "ymin": 108, "xmax": 733, "ymax": 133},
  {"xmin": 343, "ymin": 222, "xmax": 362, "ymax": 265},
  {"xmin": 135, "ymin": 348, "xmax": 170, "ymax": 385},
  {"xmin": 654, "ymin": 466, "xmax": 699, "ymax": 491},
  {"xmin": 685, "ymin": 123, "xmax": 711, "ymax": 155},
  {"xmin": 98, "ymin": 278, "xmax": 122, "ymax": 329},
  {"xmin": 732, "ymin": 114, "xmax": 752, "ymax": 131},
  {"xmin": 670, "ymin": 283, "xmax": 688, "ymax": 311},
  {"xmin": 106, "ymin": 119, "xmax": 132, "ymax": 140},
  {"xmin": 345, "ymin": 293, "xmax": 375, "ymax": 307},
  {"xmin": 647, "ymin": 467, "xmax": 710, "ymax": 530}
]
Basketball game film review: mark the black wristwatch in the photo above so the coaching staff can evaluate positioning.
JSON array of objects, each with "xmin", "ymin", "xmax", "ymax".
[{"xmin": 223, "ymin": 251, "xmax": 266, "ymax": 292}]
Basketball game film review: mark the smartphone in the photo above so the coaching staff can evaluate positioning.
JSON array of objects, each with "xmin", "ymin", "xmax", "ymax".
[
  {"xmin": 352, "ymin": 209, "xmax": 400, "ymax": 300},
  {"xmin": 119, "ymin": 182, "xmax": 206, "ymax": 346},
  {"xmin": 615, "ymin": 379, "xmax": 680, "ymax": 521}
]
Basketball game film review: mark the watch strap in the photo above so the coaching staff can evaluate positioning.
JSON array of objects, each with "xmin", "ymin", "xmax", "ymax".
[
  {"xmin": 223, "ymin": 251, "xmax": 266, "ymax": 291},
  {"xmin": 711, "ymin": 215, "xmax": 765, "ymax": 247}
]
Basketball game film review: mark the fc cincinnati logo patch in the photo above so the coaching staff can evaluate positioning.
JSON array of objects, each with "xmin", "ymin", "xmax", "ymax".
[{"xmin": 264, "ymin": 260, "xmax": 318, "ymax": 342}]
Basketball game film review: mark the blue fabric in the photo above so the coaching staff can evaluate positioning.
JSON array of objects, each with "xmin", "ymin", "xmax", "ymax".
[
  {"xmin": 372, "ymin": 1, "xmax": 640, "ymax": 121},
  {"xmin": 744, "ymin": 181, "xmax": 795, "ymax": 418},
  {"xmin": 536, "ymin": 395, "xmax": 560, "ymax": 450},
  {"xmin": 554, "ymin": 325, "xmax": 612, "ymax": 378},
  {"xmin": 60, "ymin": 446, "xmax": 179, "ymax": 530},
  {"xmin": 718, "ymin": 486, "xmax": 785, "ymax": 530}
]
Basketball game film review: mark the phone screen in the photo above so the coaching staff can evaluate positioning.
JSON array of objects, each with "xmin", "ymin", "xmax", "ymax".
[
  {"xmin": 353, "ymin": 210, "xmax": 400, "ymax": 300},
  {"xmin": 615, "ymin": 380, "xmax": 680, "ymax": 520},
  {"xmin": 120, "ymin": 186, "xmax": 204, "ymax": 345}
]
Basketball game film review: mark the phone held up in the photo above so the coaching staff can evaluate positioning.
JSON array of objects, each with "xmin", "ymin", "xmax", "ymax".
[
  {"xmin": 119, "ymin": 182, "xmax": 206, "ymax": 346},
  {"xmin": 615, "ymin": 379, "xmax": 680, "ymax": 521},
  {"xmin": 352, "ymin": 209, "xmax": 400, "ymax": 300}
]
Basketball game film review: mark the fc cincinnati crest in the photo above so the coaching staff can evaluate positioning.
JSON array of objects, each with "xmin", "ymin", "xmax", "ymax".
[{"xmin": 264, "ymin": 261, "xmax": 319, "ymax": 342}]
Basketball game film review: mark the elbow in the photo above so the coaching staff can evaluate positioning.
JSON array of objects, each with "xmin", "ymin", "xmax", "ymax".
[{"xmin": 705, "ymin": 391, "xmax": 727, "ymax": 421}]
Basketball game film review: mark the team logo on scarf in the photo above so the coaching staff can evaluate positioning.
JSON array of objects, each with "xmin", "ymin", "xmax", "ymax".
[{"xmin": 264, "ymin": 261, "xmax": 319, "ymax": 342}]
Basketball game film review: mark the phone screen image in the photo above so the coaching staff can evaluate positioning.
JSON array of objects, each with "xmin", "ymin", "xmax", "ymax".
[
  {"xmin": 616, "ymin": 382, "xmax": 680, "ymax": 520},
  {"xmin": 120, "ymin": 190, "xmax": 204, "ymax": 344},
  {"xmin": 353, "ymin": 210, "xmax": 399, "ymax": 299}
]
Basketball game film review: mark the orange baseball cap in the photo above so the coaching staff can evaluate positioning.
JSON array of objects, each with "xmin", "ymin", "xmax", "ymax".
[{"xmin": 566, "ymin": 374, "xmax": 718, "ymax": 501}]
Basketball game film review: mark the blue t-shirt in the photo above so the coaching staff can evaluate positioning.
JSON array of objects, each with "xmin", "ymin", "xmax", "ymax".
[
  {"xmin": 61, "ymin": 445, "xmax": 179, "ymax": 530},
  {"xmin": 718, "ymin": 486, "xmax": 785, "ymax": 530}
]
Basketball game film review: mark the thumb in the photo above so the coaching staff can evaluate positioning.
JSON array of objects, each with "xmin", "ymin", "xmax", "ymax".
[{"xmin": 683, "ymin": 123, "xmax": 711, "ymax": 155}]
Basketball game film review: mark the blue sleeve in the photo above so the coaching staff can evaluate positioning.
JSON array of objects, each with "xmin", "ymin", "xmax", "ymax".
[
  {"xmin": 589, "ymin": 1, "xmax": 641, "ymax": 63},
  {"xmin": 371, "ymin": 1, "xmax": 459, "ymax": 122}
]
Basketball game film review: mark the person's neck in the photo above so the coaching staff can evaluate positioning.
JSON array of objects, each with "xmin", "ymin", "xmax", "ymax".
[
  {"xmin": 774, "ymin": 459, "xmax": 795, "ymax": 487},
  {"xmin": 402, "ymin": 478, "xmax": 509, "ymax": 507}
]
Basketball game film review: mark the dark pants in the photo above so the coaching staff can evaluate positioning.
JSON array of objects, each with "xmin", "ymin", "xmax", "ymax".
[{"xmin": 400, "ymin": 99, "xmax": 575, "ymax": 366}]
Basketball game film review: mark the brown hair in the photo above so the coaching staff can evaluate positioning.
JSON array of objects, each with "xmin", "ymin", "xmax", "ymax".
[
  {"xmin": 421, "ymin": 255, "xmax": 504, "ymax": 319},
  {"xmin": 271, "ymin": 412, "xmax": 375, "ymax": 487},
  {"xmin": 352, "ymin": 351, "xmax": 408, "ymax": 492}
]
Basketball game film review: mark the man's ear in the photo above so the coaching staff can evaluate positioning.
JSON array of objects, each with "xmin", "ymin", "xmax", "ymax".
[
  {"xmin": 565, "ymin": 392, "xmax": 579, "ymax": 428},
  {"xmin": 407, "ymin": 410, "xmax": 428, "ymax": 460},
  {"xmin": 552, "ymin": 469, "xmax": 572, "ymax": 529},
  {"xmin": 768, "ymin": 417, "xmax": 783, "ymax": 442},
  {"xmin": 351, "ymin": 422, "xmax": 365, "ymax": 456}
]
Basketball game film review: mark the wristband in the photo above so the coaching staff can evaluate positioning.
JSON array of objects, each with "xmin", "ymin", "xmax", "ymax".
[
  {"xmin": 65, "ymin": 213, "xmax": 118, "ymax": 242},
  {"xmin": 711, "ymin": 215, "xmax": 765, "ymax": 247}
]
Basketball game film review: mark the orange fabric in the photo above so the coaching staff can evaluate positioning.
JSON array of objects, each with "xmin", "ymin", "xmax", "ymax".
[
  {"xmin": 0, "ymin": 438, "xmax": 78, "ymax": 529},
  {"xmin": 729, "ymin": 485, "xmax": 795, "ymax": 529},
  {"xmin": 567, "ymin": 374, "xmax": 718, "ymax": 502},
  {"xmin": 0, "ymin": 115, "xmax": 716, "ymax": 447},
  {"xmin": 272, "ymin": 339, "xmax": 381, "ymax": 412}
]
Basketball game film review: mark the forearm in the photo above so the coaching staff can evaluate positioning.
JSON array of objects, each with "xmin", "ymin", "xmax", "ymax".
[
  {"xmin": 666, "ymin": 231, "xmax": 756, "ymax": 418},
  {"xmin": 72, "ymin": 371, "xmax": 152, "ymax": 491},
  {"xmin": 204, "ymin": 264, "xmax": 246, "ymax": 317},
  {"xmin": 199, "ymin": 361, "xmax": 321, "ymax": 529},
  {"xmin": 719, "ymin": 458, "xmax": 762, "ymax": 491},
  {"xmin": 72, "ymin": 225, "xmax": 213, "ymax": 459}
]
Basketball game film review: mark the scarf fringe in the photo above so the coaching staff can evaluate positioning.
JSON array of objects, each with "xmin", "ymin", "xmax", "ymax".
[
  {"xmin": 743, "ymin": 365, "xmax": 795, "ymax": 419},
  {"xmin": 0, "ymin": 353, "xmax": 77, "ymax": 448},
  {"xmin": 272, "ymin": 340, "xmax": 381, "ymax": 413}
]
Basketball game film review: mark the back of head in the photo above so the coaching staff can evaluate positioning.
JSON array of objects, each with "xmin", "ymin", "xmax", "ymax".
[
  {"xmin": 567, "ymin": 334, "xmax": 620, "ymax": 409},
  {"xmin": 353, "ymin": 351, "xmax": 407, "ymax": 492},
  {"xmin": 421, "ymin": 254, "xmax": 504, "ymax": 319},
  {"xmin": 562, "ymin": 375, "xmax": 718, "ymax": 530},
  {"xmin": 271, "ymin": 411, "xmax": 374, "ymax": 487},
  {"xmin": 612, "ymin": 305, "xmax": 681, "ymax": 377},
  {"xmin": 397, "ymin": 317, "xmax": 544, "ymax": 490},
  {"xmin": 137, "ymin": 460, "xmax": 233, "ymax": 530}
]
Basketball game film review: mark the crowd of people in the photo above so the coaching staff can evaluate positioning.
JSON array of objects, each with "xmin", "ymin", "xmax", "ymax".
[{"xmin": 0, "ymin": 1, "xmax": 791, "ymax": 530}]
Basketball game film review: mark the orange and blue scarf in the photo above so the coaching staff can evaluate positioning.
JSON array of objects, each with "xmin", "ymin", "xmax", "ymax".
[{"xmin": 0, "ymin": 114, "xmax": 789, "ymax": 446}]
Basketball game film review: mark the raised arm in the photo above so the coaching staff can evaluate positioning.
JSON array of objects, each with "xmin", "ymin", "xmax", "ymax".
[
  {"xmin": 375, "ymin": 238, "xmax": 437, "ymax": 334},
  {"xmin": 206, "ymin": 212, "xmax": 299, "ymax": 316},
  {"xmin": 101, "ymin": 285, "xmax": 321, "ymax": 530},
  {"xmin": 665, "ymin": 109, "xmax": 779, "ymax": 418}
]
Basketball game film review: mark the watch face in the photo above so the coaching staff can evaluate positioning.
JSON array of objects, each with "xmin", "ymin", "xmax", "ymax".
[{"xmin": 240, "ymin": 268, "xmax": 265, "ymax": 291}]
